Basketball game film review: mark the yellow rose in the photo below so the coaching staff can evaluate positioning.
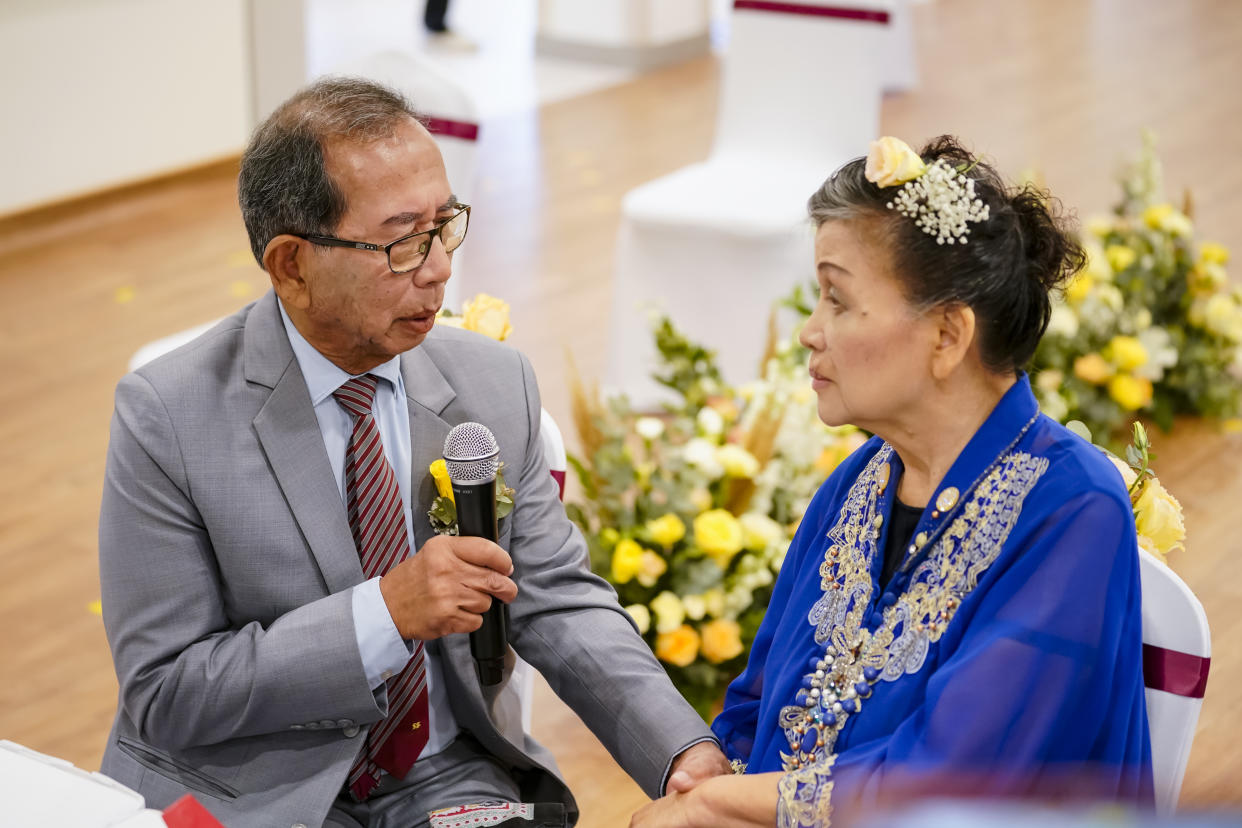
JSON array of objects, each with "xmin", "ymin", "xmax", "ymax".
[
  {"xmin": 600, "ymin": 527, "xmax": 620, "ymax": 548},
  {"xmin": 694, "ymin": 509, "xmax": 745, "ymax": 568},
  {"xmin": 1108, "ymin": 374, "xmax": 1154, "ymax": 411},
  {"xmin": 1142, "ymin": 203, "xmax": 1192, "ymax": 237},
  {"xmin": 650, "ymin": 590, "xmax": 686, "ymax": 634},
  {"xmin": 1204, "ymin": 293, "xmax": 1242, "ymax": 341},
  {"xmin": 636, "ymin": 550, "xmax": 668, "ymax": 588},
  {"xmin": 1134, "ymin": 479, "xmax": 1186, "ymax": 557},
  {"xmin": 1105, "ymin": 244, "xmax": 1137, "ymax": 273},
  {"xmin": 655, "ymin": 624, "xmax": 701, "ymax": 667},
  {"xmin": 1189, "ymin": 262, "xmax": 1227, "ymax": 295},
  {"xmin": 1105, "ymin": 335, "xmax": 1148, "ymax": 372},
  {"xmin": 864, "ymin": 136, "xmax": 927, "ymax": 187},
  {"xmin": 1065, "ymin": 272, "xmax": 1093, "ymax": 305},
  {"xmin": 429, "ymin": 458, "xmax": 454, "ymax": 502},
  {"xmin": 611, "ymin": 539, "xmax": 644, "ymax": 584},
  {"xmin": 1199, "ymin": 241, "xmax": 1230, "ymax": 266},
  {"xmin": 1106, "ymin": 454, "xmax": 1139, "ymax": 490},
  {"xmin": 646, "ymin": 513, "xmax": 686, "ymax": 548},
  {"xmin": 739, "ymin": 512, "xmax": 784, "ymax": 552},
  {"xmin": 1137, "ymin": 532, "xmax": 1164, "ymax": 562},
  {"xmin": 1073, "ymin": 353, "xmax": 1113, "ymax": 385},
  {"xmin": 716, "ymin": 444, "xmax": 760, "ymax": 478},
  {"xmin": 434, "ymin": 313, "xmax": 466, "ymax": 329},
  {"xmin": 1036, "ymin": 370, "xmax": 1064, "ymax": 393},
  {"xmin": 625, "ymin": 603, "xmax": 651, "ymax": 635},
  {"xmin": 1085, "ymin": 215, "xmax": 1114, "ymax": 238},
  {"xmin": 700, "ymin": 619, "xmax": 744, "ymax": 664},
  {"xmin": 462, "ymin": 293, "xmax": 513, "ymax": 341},
  {"xmin": 682, "ymin": 594, "xmax": 707, "ymax": 621}
]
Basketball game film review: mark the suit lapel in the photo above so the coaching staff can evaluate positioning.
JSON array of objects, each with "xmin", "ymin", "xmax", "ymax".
[
  {"xmin": 401, "ymin": 345, "xmax": 457, "ymax": 554},
  {"xmin": 246, "ymin": 292, "xmax": 363, "ymax": 594}
]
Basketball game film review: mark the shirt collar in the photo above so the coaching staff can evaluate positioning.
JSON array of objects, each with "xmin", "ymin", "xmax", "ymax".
[{"xmin": 277, "ymin": 300, "xmax": 404, "ymax": 405}]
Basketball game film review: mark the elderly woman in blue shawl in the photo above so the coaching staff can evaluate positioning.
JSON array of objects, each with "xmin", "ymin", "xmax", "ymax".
[{"xmin": 631, "ymin": 136, "xmax": 1152, "ymax": 827}]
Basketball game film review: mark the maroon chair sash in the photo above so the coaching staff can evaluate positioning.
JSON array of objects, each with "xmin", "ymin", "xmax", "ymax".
[
  {"xmin": 1143, "ymin": 643, "xmax": 1209, "ymax": 698},
  {"xmin": 424, "ymin": 117, "xmax": 480, "ymax": 141},
  {"xmin": 733, "ymin": 1, "xmax": 891, "ymax": 24}
]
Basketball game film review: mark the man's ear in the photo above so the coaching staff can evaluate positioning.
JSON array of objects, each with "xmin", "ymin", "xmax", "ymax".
[
  {"xmin": 930, "ymin": 303, "xmax": 977, "ymax": 381},
  {"xmin": 264, "ymin": 235, "xmax": 310, "ymax": 310}
]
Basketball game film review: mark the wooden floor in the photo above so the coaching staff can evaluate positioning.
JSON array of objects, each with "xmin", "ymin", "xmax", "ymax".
[{"xmin": 2, "ymin": 1, "xmax": 1241, "ymax": 824}]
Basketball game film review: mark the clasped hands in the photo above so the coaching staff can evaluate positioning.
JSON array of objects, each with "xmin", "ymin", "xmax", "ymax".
[
  {"xmin": 375, "ymin": 536, "xmax": 738, "ymax": 826},
  {"xmin": 630, "ymin": 742, "xmax": 733, "ymax": 827}
]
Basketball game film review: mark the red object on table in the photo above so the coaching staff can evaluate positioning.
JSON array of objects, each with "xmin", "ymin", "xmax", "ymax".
[{"xmin": 163, "ymin": 794, "xmax": 226, "ymax": 827}]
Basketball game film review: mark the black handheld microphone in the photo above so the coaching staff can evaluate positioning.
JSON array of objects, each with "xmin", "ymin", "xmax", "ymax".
[{"xmin": 443, "ymin": 422, "xmax": 508, "ymax": 686}]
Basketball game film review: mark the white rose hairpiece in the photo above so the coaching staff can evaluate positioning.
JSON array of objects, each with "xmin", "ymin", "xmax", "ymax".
[{"xmin": 865, "ymin": 137, "xmax": 990, "ymax": 245}]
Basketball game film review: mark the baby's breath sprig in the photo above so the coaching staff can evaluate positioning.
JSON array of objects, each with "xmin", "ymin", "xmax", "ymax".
[{"xmin": 886, "ymin": 159, "xmax": 990, "ymax": 245}]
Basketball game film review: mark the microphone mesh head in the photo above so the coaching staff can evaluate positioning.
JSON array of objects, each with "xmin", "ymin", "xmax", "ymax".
[{"xmin": 444, "ymin": 422, "xmax": 499, "ymax": 483}]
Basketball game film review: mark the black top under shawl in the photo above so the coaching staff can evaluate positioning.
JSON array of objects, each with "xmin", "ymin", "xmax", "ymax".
[{"xmin": 881, "ymin": 498, "xmax": 923, "ymax": 588}]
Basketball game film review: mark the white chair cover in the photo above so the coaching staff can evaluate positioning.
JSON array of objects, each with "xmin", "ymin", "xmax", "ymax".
[
  {"xmin": 0, "ymin": 740, "xmax": 161, "ymax": 827},
  {"xmin": 609, "ymin": 1, "xmax": 891, "ymax": 404},
  {"xmin": 1138, "ymin": 547, "xmax": 1210, "ymax": 813}
]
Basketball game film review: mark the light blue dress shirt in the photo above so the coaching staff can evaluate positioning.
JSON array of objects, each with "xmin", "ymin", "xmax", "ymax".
[{"xmin": 279, "ymin": 302, "xmax": 458, "ymax": 758}]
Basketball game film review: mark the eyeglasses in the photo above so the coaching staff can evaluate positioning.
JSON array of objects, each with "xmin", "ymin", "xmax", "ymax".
[{"xmin": 295, "ymin": 204, "xmax": 470, "ymax": 274}]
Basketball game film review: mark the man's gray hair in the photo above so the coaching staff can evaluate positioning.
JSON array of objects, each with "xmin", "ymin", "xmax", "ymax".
[{"xmin": 238, "ymin": 77, "xmax": 422, "ymax": 267}]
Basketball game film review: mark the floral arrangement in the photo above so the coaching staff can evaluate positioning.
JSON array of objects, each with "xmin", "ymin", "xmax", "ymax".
[
  {"xmin": 427, "ymin": 294, "xmax": 517, "ymax": 535},
  {"xmin": 1031, "ymin": 131, "xmax": 1239, "ymax": 447},
  {"xmin": 566, "ymin": 317, "xmax": 865, "ymax": 716},
  {"xmin": 1089, "ymin": 421, "xmax": 1186, "ymax": 562}
]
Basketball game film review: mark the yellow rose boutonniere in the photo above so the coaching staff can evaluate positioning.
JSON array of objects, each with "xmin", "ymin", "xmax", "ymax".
[
  {"xmin": 427, "ymin": 459, "xmax": 515, "ymax": 536},
  {"xmin": 865, "ymin": 136, "xmax": 927, "ymax": 187},
  {"xmin": 429, "ymin": 458, "xmax": 454, "ymax": 503}
]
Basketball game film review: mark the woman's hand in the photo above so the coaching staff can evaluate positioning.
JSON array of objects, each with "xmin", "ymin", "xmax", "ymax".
[
  {"xmin": 630, "ymin": 773, "xmax": 781, "ymax": 828},
  {"xmin": 630, "ymin": 790, "xmax": 702, "ymax": 827}
]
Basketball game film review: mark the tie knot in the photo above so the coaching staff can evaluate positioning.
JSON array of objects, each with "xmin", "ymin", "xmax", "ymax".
[{"xmin": 333, "ymin": 375, "xmax": 380, "ymax": 419}]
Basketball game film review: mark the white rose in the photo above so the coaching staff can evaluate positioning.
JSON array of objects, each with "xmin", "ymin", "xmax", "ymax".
[
  {"xmin": 697, "ymin": 407, "xmax": 724, "ymax": 436},
  {"xmin": 635, "ymin": 416, "xmax": 665, "ymax": 441},
  {"xmin": 625, "ymin": 604, "xmax": 651, "ymax": 635},
  {"xmin": 682, "ymin": 594, "xmax": 707, "ymax": 621},
  {"xmin": 683, "ymin": 438, "xmax": 724, "ymax": 479},
  {"xmin": 1046, "ymin": 304, "xmax": 1079, "ymax": 339}
]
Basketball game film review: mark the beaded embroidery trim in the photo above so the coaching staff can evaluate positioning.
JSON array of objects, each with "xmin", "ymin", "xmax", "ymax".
[
  {"xmin": 777, "ymin": 754, "xmax": 836, "ymax": 828},
  {"xmin": 777, "ymin": 444, "xmax": 1048, "ymax": 777}
]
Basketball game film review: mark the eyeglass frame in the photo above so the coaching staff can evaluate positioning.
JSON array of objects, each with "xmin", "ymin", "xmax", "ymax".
[{"xmin": 293, "ymin": 203, "xmax": 471, "ymax": 275}]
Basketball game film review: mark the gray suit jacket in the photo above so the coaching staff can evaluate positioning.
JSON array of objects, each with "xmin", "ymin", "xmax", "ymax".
[{"xmin": 98, "ymin": 291, "xmax": 712, "ymax": 828}]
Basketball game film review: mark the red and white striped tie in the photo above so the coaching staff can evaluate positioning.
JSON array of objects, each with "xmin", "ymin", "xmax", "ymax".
[{"xmin": 334, "ymin": 375, "xmax": 430, "ymax": 801}]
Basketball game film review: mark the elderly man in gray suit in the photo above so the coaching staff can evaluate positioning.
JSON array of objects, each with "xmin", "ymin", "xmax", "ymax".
[{"xmin": 98, "ymin": 77, "xmax": 728, "ymax": 828}]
